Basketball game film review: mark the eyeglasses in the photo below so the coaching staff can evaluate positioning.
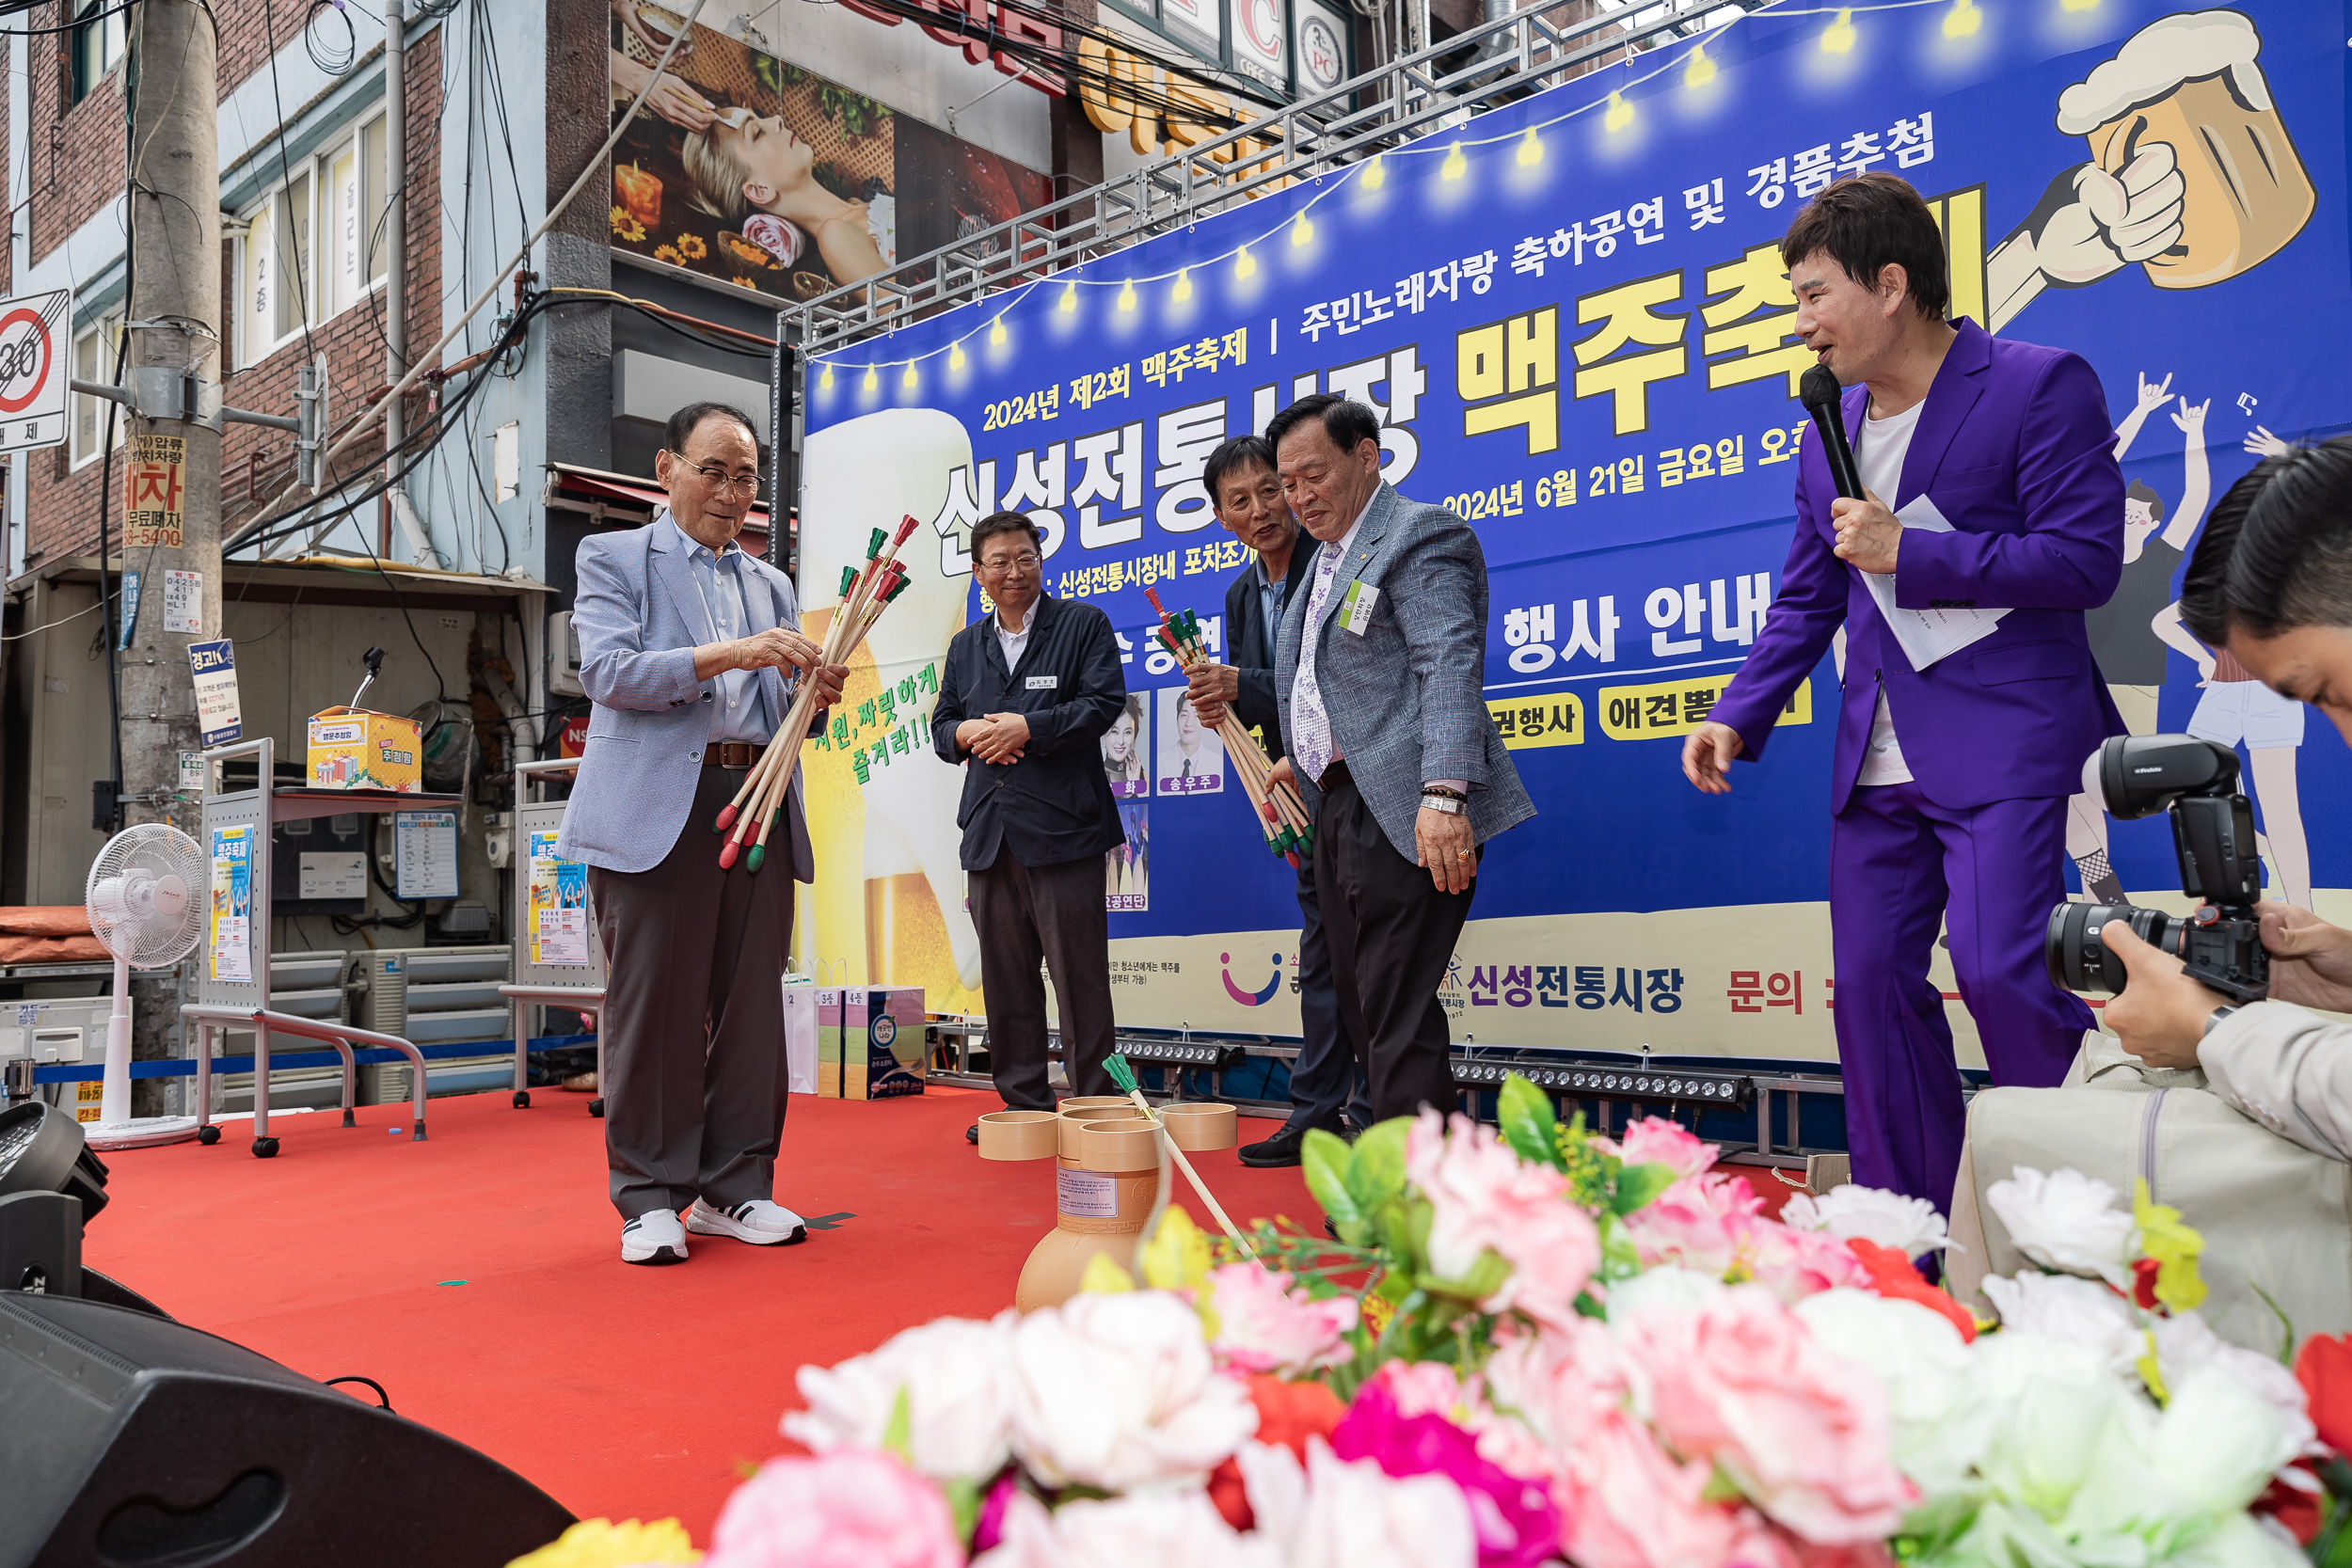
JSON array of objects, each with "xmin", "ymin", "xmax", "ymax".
[
  {"xmin": 977, "ymin": 552, "xmax": 1041, "ymax": 573},
  {"xmin": 669, "ymin": 451, "xmax": 762, "ymax": 495}
]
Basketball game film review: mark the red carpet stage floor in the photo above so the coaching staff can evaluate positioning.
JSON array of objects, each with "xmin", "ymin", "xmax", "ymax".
[{"xmin": 81, "ymin": 1085, "xmax": 1321, "ymax": 1543}]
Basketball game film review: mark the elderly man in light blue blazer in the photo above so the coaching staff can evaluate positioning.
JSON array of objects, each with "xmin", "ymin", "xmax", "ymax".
[
  {"xmin": 557, "ymin": 400, "xmax": 846, "ymax": 1266},
  {"xmin": 1263, "ymin": 394, "xmax": 1534, "ymax": 1124}
]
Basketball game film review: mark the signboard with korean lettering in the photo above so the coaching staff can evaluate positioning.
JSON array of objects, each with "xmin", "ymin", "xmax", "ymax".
[
  {"xmin": 0, "ymin": 289, "xmax": 69, "ymax": 453},
  {"xmin": 797, "ymin": 1, "xmax": 2351, "ymax": 1064},
  {"xmin": 124, "ymin": 433, "xmax": 186, "ymax": 549}
]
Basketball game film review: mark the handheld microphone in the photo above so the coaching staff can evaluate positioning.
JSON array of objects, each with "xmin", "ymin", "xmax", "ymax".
[{"xmin": 1799, "ymin": 364, "xmax": 1865, "ymax": 503}]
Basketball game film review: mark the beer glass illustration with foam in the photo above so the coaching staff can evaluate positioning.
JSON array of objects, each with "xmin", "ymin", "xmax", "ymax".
[
  {"xmin": 2057, "ymin": 8, "xmax": 2312, "ymax": 291},
  {"xmin": 803, "ymin": 407, "xmax": 988, "ymax": 995}
]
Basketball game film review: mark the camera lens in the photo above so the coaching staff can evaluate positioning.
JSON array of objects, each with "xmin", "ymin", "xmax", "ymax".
[{"xmin": 2044, "ymin": 901, "xmax": 2176, "ymax": 995}]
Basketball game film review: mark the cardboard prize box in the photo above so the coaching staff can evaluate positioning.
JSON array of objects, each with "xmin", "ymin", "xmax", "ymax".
[
  {"xmin": 307, "ymin": 706, "xmax": 423, "ymax": 792},
  {"xmin": 818, "ymin": 987, "xmax": 927, "ymax": 1100}
]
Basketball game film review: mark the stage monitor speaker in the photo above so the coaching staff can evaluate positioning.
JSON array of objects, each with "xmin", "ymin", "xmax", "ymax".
[{"xmin": 0, "ymin": 1292, "xmax": 573, "ymax": 1568}]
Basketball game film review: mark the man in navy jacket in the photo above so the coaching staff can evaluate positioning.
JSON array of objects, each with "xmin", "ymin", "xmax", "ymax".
[{"xmin": 932, "ymin": 511, "xmax": 1127, "ymax": 1138}]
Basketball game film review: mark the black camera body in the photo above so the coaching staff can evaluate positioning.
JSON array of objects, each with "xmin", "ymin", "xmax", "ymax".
[{"xmin": 2043, "ymin": 736, "xmax": 2269, "ymax": 1003}]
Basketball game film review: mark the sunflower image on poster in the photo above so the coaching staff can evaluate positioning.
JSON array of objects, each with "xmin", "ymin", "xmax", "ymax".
[{"xmin": 609, "ymin": 1, "xmax": 1051, "ymax": 302}]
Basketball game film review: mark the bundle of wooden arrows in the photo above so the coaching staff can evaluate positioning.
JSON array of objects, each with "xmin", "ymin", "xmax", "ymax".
[
  {"xmin": 712, "ymin": 515, "xmax": 919, "ymax": 871},
  {"xmin": 1142, "ymin": 587, "xmax": 1314, "ymax": 868}
]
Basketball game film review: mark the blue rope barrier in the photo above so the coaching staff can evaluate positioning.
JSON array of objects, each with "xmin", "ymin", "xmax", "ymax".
[{"xmin": 25, "ymin": 1034, "xmax": 598, "ymax": 1085}]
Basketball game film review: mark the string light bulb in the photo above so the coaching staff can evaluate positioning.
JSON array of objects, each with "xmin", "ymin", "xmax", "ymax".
[
  {"xmin": 1172, "ymin": 268, "xmax": 1193, "ymax": 303},
  {"xmin": 1516, "ymin": 128, "xmax": 1542, "ymax": 167},
  {"xmin": 1234, "ymin": 246, "xmax": 1257, "ymax": 279},
  {"xmin": 819, "ymin": 364, "xmax": 834, "ymax": 389},
  {"xmin": 1942, "ymin": 0, "xmax": 1980, "ymax": 36},
  {"xmin": 1820, "ymin": 8, "xmax": 1856, "ymax": 52},
  {"xmin": 1440, "ymin": 141, "xmax": 1468, "ymax": 180},
  {"xmin": 2059, "ymin": 0, "xmax": 2098, "ymax": 9},
  {"xmin": 1360, "ymin": 154, "xmax": 1386, "ymax": 190},
  {"xmin": 1118, "ymin": 280, "xmax": 1137, "ymax": 311},
  {"xmin": 862, "ymin": 366, "xmax": 878, "ymax": 392},
  {"xmin": 1603, "ymin": 91, "xmax": 1633, "ymax": 133},
  {"xmin": 902, "ymin": 363, "xmax": 918, "ymax": 389},
  {"xmin": 1684, "ymin": 43, "xmax": 1716, "ymax": 87},
  {"xmin": 990, "ymin": 314, "xmax": 1008, "ymax": 346},
  {"xmin": 950, "ymin": 343, "xmax": 966, "ymax": 370},
  {"xmin": 1059, "ymin": 281, "xmax": 1079, "ymax": 312},
  {"xmin": 1291, "ymin": 214, "xmax": 1313, "ymax": 246}
]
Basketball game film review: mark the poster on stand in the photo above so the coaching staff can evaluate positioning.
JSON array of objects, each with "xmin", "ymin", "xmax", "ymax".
[
  {"xmin": 209, "ymin": 825, "xmax": 252, "ymax": 984},
  {"xmin": 796, "ymin": 3, "xmax": 2352, "ymax": 1065},
  {"xmin": 527, "ymin": 831, "xmax": 591, "ymax": 967}
]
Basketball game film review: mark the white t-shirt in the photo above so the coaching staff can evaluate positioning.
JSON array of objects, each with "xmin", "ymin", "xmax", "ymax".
[{"xmin": 1852, "ymin": 396, "xmax": 1927, "ymax": 788}]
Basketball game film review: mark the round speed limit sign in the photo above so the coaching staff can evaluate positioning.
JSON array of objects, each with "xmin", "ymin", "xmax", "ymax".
[
  {"xmin": 0, "ymin": 307, "xmax": 55, "ymax": 415},
  {"xmin": 0, "ymin": 291, "xmax": 71, "ymax": 452}
]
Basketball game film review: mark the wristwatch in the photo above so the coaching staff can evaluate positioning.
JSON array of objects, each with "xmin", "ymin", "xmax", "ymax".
[
  {"xmin": 1420, "ymin": 793, "xmax": 1466, "ymax": 816},
  {"xmin": 2201, "ymin": 1005, "xmax": 2238, "ymax": 1038}
]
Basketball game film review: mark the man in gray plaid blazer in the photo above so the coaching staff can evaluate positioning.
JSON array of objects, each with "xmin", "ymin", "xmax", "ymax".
[
  {"xmin": 1267, "ymin": 395, "xmax": 1535, "ymax": 1122},
  {"xmin": 558, "ymin": 401, "xmax": 846, "ymax": 1266}
]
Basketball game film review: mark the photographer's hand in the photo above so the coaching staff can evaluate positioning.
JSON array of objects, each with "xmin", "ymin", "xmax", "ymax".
[
  {"xmin": 2257, "ymin": 901, "xmax": 2352, "ymax": 1013},
  {"xmin": 2098, "ymin": 922, "xmax": 2222, "ymax": 1069}
]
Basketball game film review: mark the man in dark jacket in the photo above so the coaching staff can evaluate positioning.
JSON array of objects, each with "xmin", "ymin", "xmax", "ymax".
[
  {"xmin": 932, "ymin": 511, "xmax": 1127, "ymax": 1142},
  {"xmin": 1186, "ymin": 436, "xmax": 1369, "ymax": 1164}
]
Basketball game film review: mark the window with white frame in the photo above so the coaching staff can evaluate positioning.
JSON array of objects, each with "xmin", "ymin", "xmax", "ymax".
[
  {"xmin": 71, "ymin": 310, "xmax": 127, "ymax": 470},
  {"xmin": 72, "ymin": 0, "xmax": 126, "ymax": 104},
  {"xmin": 236, "ymin": 110, "xmax": 389, "ymax": 370}
]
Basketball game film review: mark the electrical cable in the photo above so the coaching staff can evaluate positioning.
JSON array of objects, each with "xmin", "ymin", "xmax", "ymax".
[{"xmin": 303, "ymin": 0, "xmax": 356, "ymax": 72}]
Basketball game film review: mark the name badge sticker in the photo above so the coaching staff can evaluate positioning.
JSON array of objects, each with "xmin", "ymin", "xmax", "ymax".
[
  {"xmin": 1340, "ymin": 579, "xmax": 1380, "ymax": 636},
  {"xmin": 1025, "ymin": 674, "xmax": 1058, "ymax": 689}
]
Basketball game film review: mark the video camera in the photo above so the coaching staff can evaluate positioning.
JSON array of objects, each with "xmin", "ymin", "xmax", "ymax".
[{"xmin": 2043, "ymin": 735, "xmax": 2269, "ymax": 1003}]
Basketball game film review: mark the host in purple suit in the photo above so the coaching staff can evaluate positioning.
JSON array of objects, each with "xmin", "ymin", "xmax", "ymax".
[{"xmin": 1683, "ymin": 175, "xmax": 2125, "ymax": 1211}]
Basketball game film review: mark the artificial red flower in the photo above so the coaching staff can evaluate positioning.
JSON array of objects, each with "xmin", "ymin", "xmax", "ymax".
[
  {"xmin": 2253, "ymin": 1467, "xmax": 2324, "ymax": 1544},
  {"xmin": 1208, "ymin": 1373, "xmax": 1347, "ymax": 1529},
  {"xmin": 1846, "ymin": 1239, "xmax": 1976, "ymax": 1342},
  {"xmin": 2131, "ymin": 1257, "xmax": 2162, "ymax": 1312},
  {"xmin": 2295, "ymin": 1333, "xmax": 2352, "ymax": 1456}
]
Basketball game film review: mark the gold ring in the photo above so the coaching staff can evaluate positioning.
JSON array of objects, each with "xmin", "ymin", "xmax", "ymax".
[{"xmin": 1455, "ymin": 850, "xmax": 1470, "ymax": 859}]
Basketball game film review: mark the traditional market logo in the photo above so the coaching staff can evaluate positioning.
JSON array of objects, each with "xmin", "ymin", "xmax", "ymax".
[{"xmin": 1220, "ymin": 952, "xmax": 1285, "ymax": 1006}]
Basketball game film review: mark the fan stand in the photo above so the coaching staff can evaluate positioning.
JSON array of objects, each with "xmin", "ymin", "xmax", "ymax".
[{"xmin": 84, "ymin": 954, "xmax": 199, "ymax": 1152}]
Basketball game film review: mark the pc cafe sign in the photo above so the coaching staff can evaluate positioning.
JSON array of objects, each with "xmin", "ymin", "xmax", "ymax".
[{"xmin": 832, "ymin": 0, "xmax": 1069, "ymax": 95}]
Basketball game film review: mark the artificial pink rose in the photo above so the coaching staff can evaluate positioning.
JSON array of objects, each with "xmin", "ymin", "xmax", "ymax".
[
  {"xmin": 1621, "ymin": 1171, "xmax": 1765, "ymax": 1276},
  {"xmin": 1360, "ymin": 1358, "xmax": 1556, "ymax": 1484},
  {"xmin": 1406, "ymin": 1111, "xmax": 1601, "ymax": 1329},
  {"xmin": 1482, "ymin": 1318, "xmax": 1630, "ymax": 1463},
  {"xmin": 705, "ymin": 1449, "xmax": 962, "ymax": 1568},
  {"xmin": 1243, "ymin": 1437, "xmax": 1480, "ymax": 1568},
  {"xmin": 1558, "ymin": 1407, "xmax": 1794, "ymax": 1568},
  {"xmin": 1622, "ymin": 1285, "xmax": 1914, "ymax": 1544},
  {"xmin": 1601, "ymin": 1117, "xmax": 1718, "ymax": 1180},
  {"xmin": 1208, "ymin": 1263, "xmax": 1359, "ymax": 1377},
  {"xmin": 1332, "ymin": 1366, "xmax": 1563, "ymax": 1568},
  {"xmin": 1373, "ymin": 1358, "xmax": 1473, "ymax": 1420},
  {"xmin": 1741, "ymin": 1218, "xmax": 1873, "ymax": 1304}
]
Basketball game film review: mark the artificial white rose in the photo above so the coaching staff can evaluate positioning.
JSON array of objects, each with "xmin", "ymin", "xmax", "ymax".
[
  {"xmin": 785, "ymin": 1312, "xmax": 1017, "ymax": 1481},
  {"xmin": 1781, "ymin": 1184, "xmax": 1950, "ymax": 1259},
  {"xmin": 1981, "ymin": 1271, "xmax": 2144, "ymax": 1378},
  {"xmin": 1968, "ymin": 1328, "xmax": 2135, "ymax": 1513},
  {"xmin": 1004, "ymin": 1291, "xmax": 1258, "ymax": 1493},
  {"xmin": 2148, "ymin": 1362, "xmax": 2310, "ymax": 1516},
  {"xmin": 2150, "ymin": 1314, "xmax": 2318, "ymax": 1458},
  {"xmin": 1984, "ymin": 1166, "xmax": 2137, "ymax": 1289},
  {"xmin": 1793, "ymin": 1288, "xmax": 1993, "ymax": 1497},
  {"xmin": 972, "ymin": 1485, "xmax": 1282, "ymax": 1568},
  {"xmin": 1601, "ymin": 1263, "xmax": 1726, "ymax": 1328}
]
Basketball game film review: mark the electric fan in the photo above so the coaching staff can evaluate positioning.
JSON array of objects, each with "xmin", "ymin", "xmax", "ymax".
[{"xmin": 83, "ymin": 824, "xmax": 208, "ymax": 1151}]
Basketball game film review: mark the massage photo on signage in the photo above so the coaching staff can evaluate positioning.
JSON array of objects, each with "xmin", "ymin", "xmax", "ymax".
[{"xmin": 608, "ymin": 0, "xmax": 1048, "ymax": 300}]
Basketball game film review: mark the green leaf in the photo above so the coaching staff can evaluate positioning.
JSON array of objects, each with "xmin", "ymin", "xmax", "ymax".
[
  {"xmin": 1498, "ymin": 1074, "xmax": 1566, "ymax": 1169},
  {"xmin": 1345, "ymin": 1119, "xmax": 1410, "ymax": 1212},
  {"xmin": 943, "ymin": 1476, "xmax": 980, "ymax": 1545},
  {"xmin": 1301, "ymin": 1129, "xmax": 1360, "ymax": 1225},
  {"xmin": 1612, "ymin": 1161, "xmax": 1677, "ymax": 1215},
  {"xmin": 882, "ymin": 1384, "xmax": 914, "ymax": 1465}
]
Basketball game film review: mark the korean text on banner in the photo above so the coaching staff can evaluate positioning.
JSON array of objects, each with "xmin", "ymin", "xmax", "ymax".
[{"xmin": 188, "ymin": 641, "xmax": 242, "ymax": 748}]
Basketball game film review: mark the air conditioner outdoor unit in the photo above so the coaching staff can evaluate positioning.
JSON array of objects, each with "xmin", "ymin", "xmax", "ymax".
[
  {"xmin": 351, "ymin": 945, "xmax": 515, "ymax": 1103},
  {"xmin": 548, "ymin": 610, "xmax": 584, "ymax": 698}
]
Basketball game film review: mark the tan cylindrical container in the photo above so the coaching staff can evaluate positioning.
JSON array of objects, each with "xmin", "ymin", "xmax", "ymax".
[
  {"xmin": 1158, "ymin": 1102, "xmax": 1237, "ymax": 1152},
  {"xmin": 1015, "ymin": 1123, "xmax": 1164, "ymax": 1312},
  {"xmin": 1056, "ymin": 1101, "xmax": 1142, "ymax": 1161},
  {"xmin": 976, "ymin": 1109, "xmax": 1058, "ymax": 1162}
]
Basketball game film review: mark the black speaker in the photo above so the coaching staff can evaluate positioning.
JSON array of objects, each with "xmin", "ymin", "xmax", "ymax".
[{"xmin": 0, "ymin": 1293, "xmax": 574, "ymax": 1568}]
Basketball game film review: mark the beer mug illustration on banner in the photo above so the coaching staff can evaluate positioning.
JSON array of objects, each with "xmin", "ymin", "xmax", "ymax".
[{"xmin": 2056, "ymin": 9, "xmax": 2312, "ymax": 291}]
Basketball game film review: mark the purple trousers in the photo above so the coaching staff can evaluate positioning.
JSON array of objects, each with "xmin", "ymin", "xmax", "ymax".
[{"xmin": 1830, "ymin": 781, "xmax": 2091, "ymax": 1210}]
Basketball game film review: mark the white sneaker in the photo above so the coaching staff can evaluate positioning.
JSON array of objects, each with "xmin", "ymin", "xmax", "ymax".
[
  {"xmin": 685, "ymin": 1197, "xmax": 809, "ymax": 1246},
  {"xmin": 620, "ymin": 1209, "xmax": 689, "ymax": 1265}
]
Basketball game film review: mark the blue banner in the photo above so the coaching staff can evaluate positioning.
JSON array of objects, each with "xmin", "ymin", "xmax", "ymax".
[{"xmin": 798, "ymin": 0, "xmax": 2350, "ymax": 1060}]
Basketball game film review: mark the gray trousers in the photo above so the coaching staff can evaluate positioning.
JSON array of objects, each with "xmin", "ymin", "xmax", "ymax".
[
  {"xmin": 588, "ymin": 764, "xmax": 795, "ymax": 1221},
  {"xmin": 970, "ymin": 849, "xmax": 1117, "ymax": 1110}
]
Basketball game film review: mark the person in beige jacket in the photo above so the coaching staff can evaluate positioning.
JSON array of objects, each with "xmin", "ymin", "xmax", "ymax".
[{"xmin": 2097, "ymin": 436, "xmax": 2352, "ymax": 1154}]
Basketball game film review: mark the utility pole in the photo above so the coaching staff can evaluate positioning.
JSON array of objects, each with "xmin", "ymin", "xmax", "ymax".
[
  {"xmin": 382, "ymin": 0, "xmax": 406, "ymax": 560},
  {"xmin": 119, "ymin": 2, "xmax": 223, "ymax": 1111}
]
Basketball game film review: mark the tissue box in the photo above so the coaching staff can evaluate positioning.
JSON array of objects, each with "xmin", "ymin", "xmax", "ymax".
[
  {"xmin": 818, "ymin": 988, "xmax": 927, "ymax": 1100},
  {"xmin": 308, "ymin": 707, "xmax": 422, "ymax": 792}
]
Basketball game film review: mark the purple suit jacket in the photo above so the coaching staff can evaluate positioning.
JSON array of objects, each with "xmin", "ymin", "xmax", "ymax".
[{"xmin": 1709, "ymin": 319, "xmax": 2126, "ymax": 815}]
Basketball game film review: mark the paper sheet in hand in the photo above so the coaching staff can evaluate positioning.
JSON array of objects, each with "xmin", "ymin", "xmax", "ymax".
[{"xmin": 1863, "ymin": 494, "xmax": 2009, "ymax": 671}]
